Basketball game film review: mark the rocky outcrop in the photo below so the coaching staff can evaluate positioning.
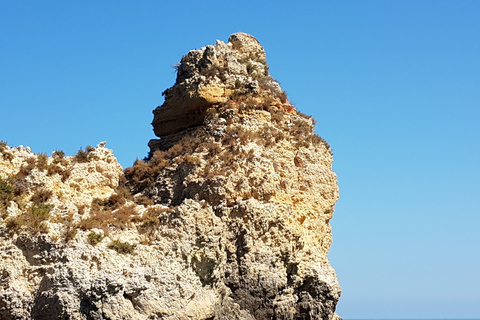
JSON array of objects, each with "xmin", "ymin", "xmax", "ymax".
[
  {"xmin": 0, "ymin": 33, "xmax": 341, "ymax": 320},
  {"xmin": 150, "ymin": 32, "xmax": 287, "ymax": 151}
]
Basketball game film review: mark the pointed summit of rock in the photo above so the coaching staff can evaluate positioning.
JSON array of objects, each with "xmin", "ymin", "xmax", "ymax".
[{"xmin": 150, "ymin": 32, "xmax": 290, "ymax": 151}]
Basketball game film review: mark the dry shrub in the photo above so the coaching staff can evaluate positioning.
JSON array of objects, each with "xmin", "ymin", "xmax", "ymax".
[
  {"xmin": 111, "ymin": 205, "xmax": 138, "ymax": 230},
  {"xmin": 77, "ymin": 204, "xmax": 87, "ymax": 216},
  {"xmin": 28, "ymin": 203, "xmax": 53, "ymax": 222},
  {"xmin": 124, "ymin": 159, "xmax": 156, "ymax": 193},
  {"xmin": 133, "ymin": 206, "xmax": 170, "ymax": 237},
  {"xmin": 1, "ymin": 151, "xmax": 14, "ymax": 162},
  {"xmin": 200, "ymin": 65, "xmax": 228, "ymax": 81},
  {"xmin": 165, "ymin": 143, "xmax": 184, "ymax": 159},
  {"xmin": 205, "ymin": 140, "xmax": 222, "ymax": 157},
  {"xmin": 12, "ymin": 179, "xmax": 29, "ymax": 198},
  {"xmin": 90, "ymin": 186, "xmax": 132, "ymax": 212},
  {"xmin": 6, "ymin": 203, "xmax": 54, "ymax": 234},
  {"xmin": 115, "ymin": 185, "xmax": 134, "ymax": 201},
  {"xmin": 108, "ymin": 239, "xmax": 136, "ymax": 254},
  {"xmin": 133, "ymin": 206, "xmax": 159, "ymax": 227},
  {"xmin": 78, "ymin": 216, "xmax": 102, "ymax": 231},
  {"xmin": 30, "ymin": 189, "xmax": 53, "ymax": 205},
  {"xmin": 134, "ymin": 195, "xmax": 154, "ymax": 206},
  {"xmin": 46, "ymin": 163, "xmax": 70, "ymax": 181},
  {"xmin": 261, "ymin": 95, "xmax": 275, "ymax": 107},
  {"xmin": 5, "ymin": 216, "xmax": 22, "ymax": 233},
  {"xmin": 87, "ymin": 231, "xmax": 104, "ymax": 245},
  {"xmin": 19, "ymin": 157, "xmax": 36, "ymax": 176},
  {"xmin": 246, "ymin": 97, "xmax": 257, "ymax": 109},
  {"xmin": 278, "ymin": 91, "xmax": 288, "ymax": 103},
  {"xmin": 270, "ymin": 111, "xmax": 285, "ymax": 123},
  {"xmin": 261, "ymin": 125, "xmax": 285, "ymax": 146},
  {"xmin": 73, "ymin": 146, "xmax": 93, "ymax": 163},
  {"xmin": 0, "ymin": 177, "xmax": 14, "ymax": 210},
  {"xmin": 291, "ymin": 118, "xmax": 312, "ymax": 139},
  {"xmin": 80, "ymin": 201, "xmax": 137, "ymax": 232},
  {"xmin": 52, "ymin": 150, "xmax": 65, "ymax": 159},
  {"xmin": 234, "ymin": 78, "xmax": 242, "ymax": 89},
  {"xmin": 64, "ymin": 227, "xmax": 78, "ymax": 242},
  {"xmin": 184, "ymin": 154, "xmax": 201, "ymax": 165},
  {"xmin": 36, "ymin": 153, "xmax": 49, "ymax": 171}
]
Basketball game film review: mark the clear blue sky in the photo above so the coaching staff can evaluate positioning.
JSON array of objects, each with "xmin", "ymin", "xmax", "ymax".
[{"xmin": 1, "ymin": 1, "xmax": 479, "ymax": 318}]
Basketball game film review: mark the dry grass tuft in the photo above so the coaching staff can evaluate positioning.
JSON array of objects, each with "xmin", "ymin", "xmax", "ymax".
[{"xmin": 108, "ymin": 239, "xmax": 136, "ymax": 254}]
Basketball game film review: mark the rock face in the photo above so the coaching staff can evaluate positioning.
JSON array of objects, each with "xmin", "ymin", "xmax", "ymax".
[
  {"xmin": 150, "ymin": 32, "xmax": 286, "ymax": 151},
  {"xmin": 0, "ymin": 33, "xmax": 341, "ymax": 320}
]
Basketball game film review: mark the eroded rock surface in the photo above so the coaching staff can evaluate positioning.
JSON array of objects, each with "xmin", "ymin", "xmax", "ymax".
[
  {"xmin": 151, "ymin": 32, "xmax": 286, "ymax": 143},
  {"xmin": 0, "ymin": 33, "xmax": 341, "ymax": 320}
]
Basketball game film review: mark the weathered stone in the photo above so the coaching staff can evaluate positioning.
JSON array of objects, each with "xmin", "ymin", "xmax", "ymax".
[
  {"xmin": 0, "ymin": 33, "xmax": 341, "ymax": 320},
  {"xmin": 152, "ymin": 32, "xmax": 287, "ymax": 140}
]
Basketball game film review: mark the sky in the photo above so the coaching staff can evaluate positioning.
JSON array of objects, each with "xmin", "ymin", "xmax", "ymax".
[{"xmin": 1, "ymin": 1, "xmax": 479, "ymax": 318}]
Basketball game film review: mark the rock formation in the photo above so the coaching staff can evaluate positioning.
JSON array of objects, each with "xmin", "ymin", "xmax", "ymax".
[{"xmin": 0, "ymin": 33, "xmax": 341, "ymax": 320}]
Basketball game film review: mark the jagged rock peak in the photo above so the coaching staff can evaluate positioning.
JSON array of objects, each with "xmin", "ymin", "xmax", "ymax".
[
  {"xmin": 174, "ymin": 32, "xmax": 268, "ymax": 84},
  {"xmin": 151, "ymin": 32, "xmax": 289, "ymax": 140}
]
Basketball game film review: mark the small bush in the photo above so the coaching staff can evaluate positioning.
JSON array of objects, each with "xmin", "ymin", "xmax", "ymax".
[
  {"xmin": 109, "ymin": 205, "xmax": 137, "ymax": 230},
  {"xmin": 36, "ymin": 153, "xmax": 49, "ymax": 171},
  {"xmin": 124, "ymin": 160, "xmax": 156, "ymax": 193},
  {"xmin": 270, "ymin": 111, "xmax": 285, "ymax": 123},
  {"xmin": 78, "ymin": 216, "xmax": 102, "ymax": 231},
  {"xmin": 12, "ymin": 179, "xmax": 29, "ymax": 197},
  {"xmin": 0, "ymin": 141, "xmax": 6, "ymax": 152},
  {"xmin": 108, "ymin": 239, "xmax": 136, "ymax": 254},
  {"xmin": 114, "ymin": 185, "xmax": 134, "ymax": 202},
  {"xmin": 65, "ymin": 227, "xmax": 78, "ymax": 242},
  {"xmin": 30, "ymin": 189, "xmax": 53, "ymax": 205},
  {"xmin": 46, "ymin": 163, "xmax": 70, "ymax": 181},
  {"xmin": 0, "ymin": 177, "xmax": 14, "ymax": 209},
  {"xmin": 261, "ymin": 95, "xmax": 274, "ymax": 107},
  {"xmin": 234, "ymin": 79, "xmax": 242, "ymax": 89},
  {"xmin": 74, "ymin": 146, "xmax": 93, "ymax": 163},
  {"xmin": 28, "ymin": 203, "xmax": 53, "ymax": 221},
  {"xmin": 19, "ymin": 157, "xmax": 37, "ymax": 176},
  {"xmin": 201, "ymin": 65, "xmax": 227, "ymax": 81},
  {"xmin": 1, "ymin": 151, "xmax": 13, "ymax": 161},
  {"xmin": 246, "ymin": 97, "xmax": 258, "ymax": 109},
  {"xmin": 6, "ymin": 202, "xmax": 54, "ymax": 234},
  {"xmin": 291, "ymin": 118, "xmax": 312, "ymax": 138},
  {"xmin": 87, "ymin": 231, "xmax": 104, "ymax": 245},
  {"xmin": 278, "ymin": 91, "xmax": 288, "ymax": 103},
  {"xmin": 81, "ymin": 198, "xmax": 137, "ymax": 232},
  {"xmin": 246, "ymin": 63, "xmax": 257, "ymax": 75},
  {"xmin": 92, "ymin": 194, "xmax": 125, "ymax": 211},
  {"xmin": 5, "ymin": 216, "xmax": 22, "ymax": 233},
  {"xmin": 134, "ymin": 195, "xmax": 154, "ymax": 206},
  {"xmin": 133, "ymin": 206, "xmax": 161, "ymax": 228},
  {"xmin": 52, "ymin": 150, "xmax": 65, "ymax": 159},
  {"xmin": 133, "ymin": 206, "xmax": 172, "ymax": 239}
]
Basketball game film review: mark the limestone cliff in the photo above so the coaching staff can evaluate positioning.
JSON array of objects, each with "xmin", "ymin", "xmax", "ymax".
[{"xmin": 0, "ymin": 33, "xmax": 341, "ymax": 320}]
